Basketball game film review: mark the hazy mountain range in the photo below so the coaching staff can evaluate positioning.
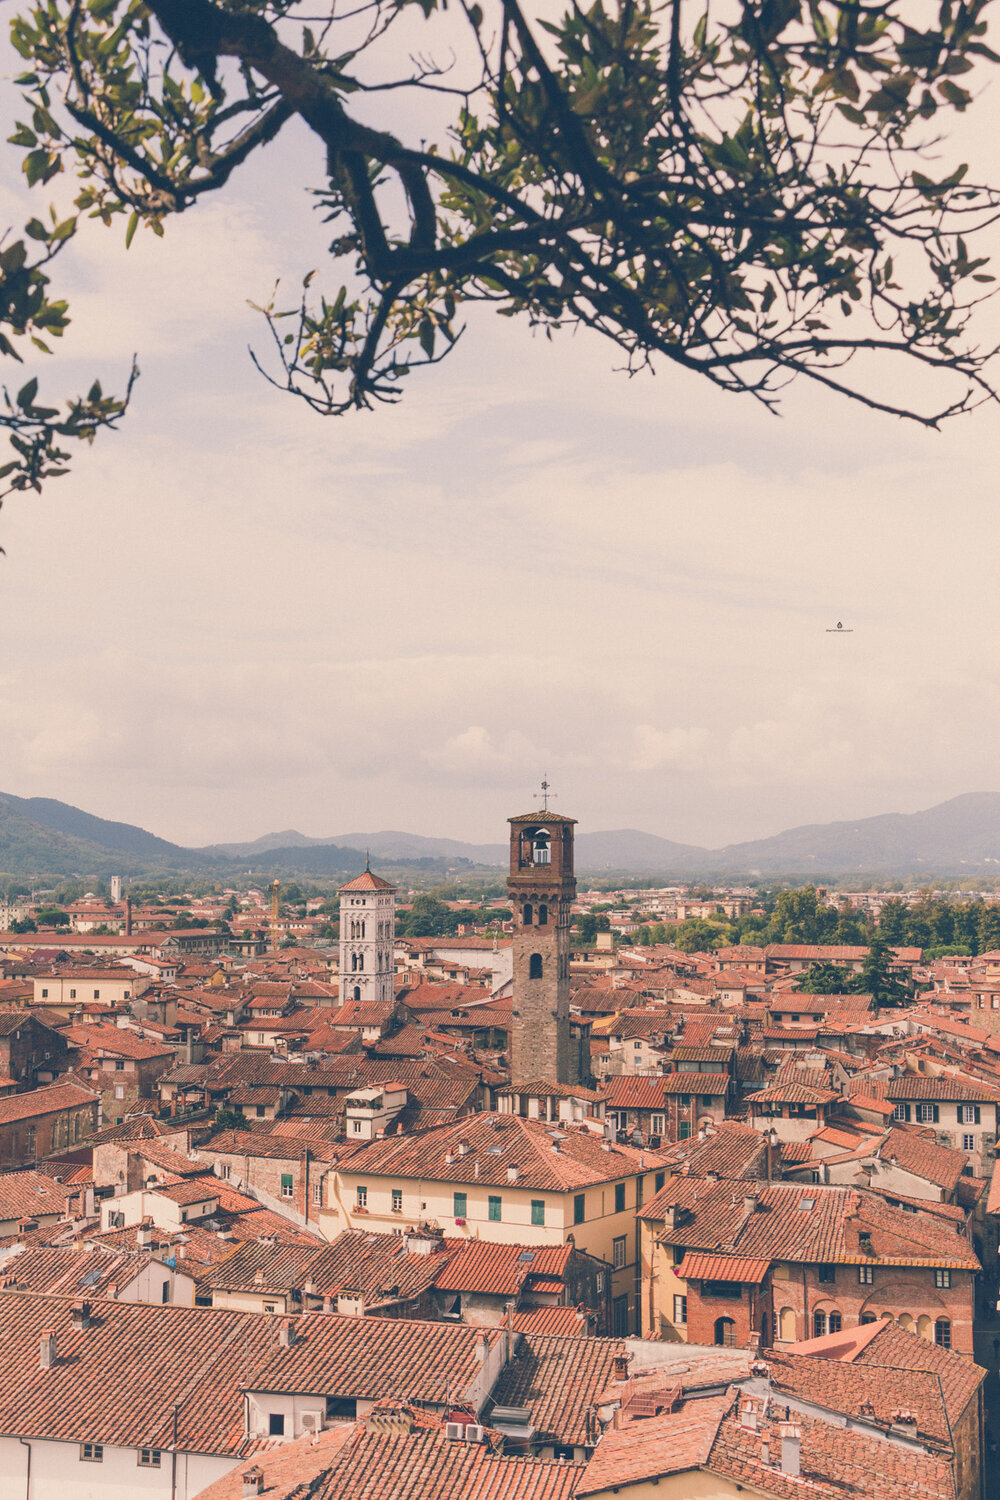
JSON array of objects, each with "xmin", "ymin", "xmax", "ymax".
[{"xmin": 5, "ymin": 790, "xmax": 1000, "ymax": 883}]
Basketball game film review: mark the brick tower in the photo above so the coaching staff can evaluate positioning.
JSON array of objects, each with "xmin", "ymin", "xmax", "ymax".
[{"xmin": 507, "ymin": 807, "xmax": 577, "ymax": 1085}]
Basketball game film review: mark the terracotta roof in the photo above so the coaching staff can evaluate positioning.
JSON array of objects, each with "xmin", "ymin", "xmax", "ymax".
[
  {"xmin": 193, "ymin": 1409, "xmax": 579, "ymax": 1500},
  {"xmin": 339, "ymin": 1113, "xmax": 666, "ymax": 1193},
  {"xmin": 434, "ymin": 1241, "xmax": 572, "ymax": 1297},
  {"xmin": 207, "ymin": 1232, "xmax": 448, "ymax": 1306},
  {"xmin": 883, "ymin": 1074, "xmax": 1000, "ymax": 1102},
  {"xmin": 660, "ymin": 1073, "xmax": 729, "ymax": 1095},
  {"xmin": 339, "ymin": 870, "xmax": 397, "ymax": 893},
  {"xmin": 749, "ymin": 1082, "xmax": 838, "ymax": 1105},
  {"xmin": 877, "ymin": 1127, "xmax": 966, "ymax": 1192},
  {"xmin": 0, "ymin": 1294, "xmax": 501, "ymax": 1453},
  {"xmin": 489, "ymin": 1332, "xmax": 624, "ymax": 1447},
  {"xmin": 62, "ymin": 1023, "xmax": 174, "ymax": 1060},
  {"xmin": 677, "ymin": 1252, "xmax": 770, "ymax": 1284},
  {"xmin": 578, "ymin": 1396, "xmax": 730, "ymax": 1494},
  {"xmin": 640, "ymin": 1179, "xmax": 979, "ymax": 1269},
  {"xmin": 510, "ymin": 1306, "xmax": 592, "ymax": 1338},
  {"xmin": 706, "ymin": 1394, "xmax": 953, "ymax": 1500},
  {"xmin": 0, "ymin": 1081, "xmax": 97, "ymax": 1126},
  {"xmin": 600, "ymin": 1077, "xmax": 667, "ymax": 1110},
  {"xmin": 659, "ymin": 1122, "xmax": 767, "ymax": 1179},
  {"xmin": 0, "ymin": 1172, "xmax": 73, "ymax": 1221}
]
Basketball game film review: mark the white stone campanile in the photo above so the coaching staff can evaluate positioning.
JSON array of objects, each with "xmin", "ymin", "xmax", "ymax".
[{"xmin": 338, "ymin": 865, "xmax": 396, "ymax": 1005}]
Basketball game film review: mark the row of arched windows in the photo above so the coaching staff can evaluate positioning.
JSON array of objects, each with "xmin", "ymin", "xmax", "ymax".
[
  {"xmin": 776, "ymin": 1307, "xmax": 951, "ymax": 1348},
  {"xmin": 350, "ymin": 952, "xmax": 365, "ymax": 972},
  {"xmin": 523, "ymin": 903, "xmax": 549, "ymax": 926},
  {"xmin": 349, "ymin": 920, "xmax": 366, "ymax": 939}
]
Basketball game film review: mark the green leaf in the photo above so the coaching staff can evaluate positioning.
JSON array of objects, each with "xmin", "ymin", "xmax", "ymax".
[
  {"xmin": 17, "ymin": 377, "xmax": 38, "ymax": 408},
  {"xmin": 418, "ymin": 318, "xmax": 435, "ymax": 357},
  {"xmin": 125, "ymin": 210, "xmax": 139, "ymax": 249}
]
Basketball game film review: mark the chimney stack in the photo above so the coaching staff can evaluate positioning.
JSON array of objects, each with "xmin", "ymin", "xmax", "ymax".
[
  {"xmin": 71, "ymin": 1299, "xmax": 92, "ymax": 1330},
  {"xmin": 137, "ymin": 1216, "xmax": 154, "ymax": 1251},
  {"xmin": 241, "ymin": 1468, "xmax": 265, "ymax": 1497},
  {"xmin": 39, "ymin": 1329, "xmax": 58, "ymax": 1368},
  {"xmin": 780, "ymin": 1425, "xmax": 801, "ymax": 1477},
  {"xmin": 475, "ymin": 1333, "xmax": 489, "ymax": 1364},
  {"xmin": 278, "ymin": 1318, "xmax": 297, "ymax": 1347}
]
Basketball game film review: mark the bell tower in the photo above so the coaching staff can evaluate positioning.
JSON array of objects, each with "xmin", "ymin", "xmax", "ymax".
[
  {"xmin": 507, "ymin": 799, "xmax": 577, "ymax": 1085},
  {"xmin": 338, "ymin": 864, "xmax": 396, "ymax": 1006}
]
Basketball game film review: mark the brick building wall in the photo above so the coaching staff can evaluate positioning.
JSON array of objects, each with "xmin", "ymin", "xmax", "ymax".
[
  {"xmin": 0, "ymin": 1017, "xmax": 69, "ymax": 1088},
  {"xmin": 197, "ymin": 1140, "xmax": 332, "ymax": 1228},
  {"xmin": 0, "ymin": 1096, "xmax": 98, "ymax": 1169},
  {"xmin": 766, "ymin": 1260, "xmax": 976, "ymax": 1355}
]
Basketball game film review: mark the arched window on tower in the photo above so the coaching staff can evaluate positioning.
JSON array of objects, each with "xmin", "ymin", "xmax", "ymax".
[
  {"xmin": 357, "ymin": 952, "xmax": 364, "ymax": 971},
  {"xmin": 354, "ymin": 985, "xmax": 361, "ymax": 1002},
  {"xmin": 532, "ymin": 830, "xmax": 551, "ymax": 865},
  {"xmin": 529, "ymin": 953, "xmax": 543, "ymax": 979},
  {"xmin": 539, "ymin": 903, "xmax": 548, "ymax": 926},
  {"xmin": 360, "ymin": 921, "xmax": 366, "ymax": 939},
  {"xmin": 523, "ymin": 904, "xmax": 533, "ymax": 926}
]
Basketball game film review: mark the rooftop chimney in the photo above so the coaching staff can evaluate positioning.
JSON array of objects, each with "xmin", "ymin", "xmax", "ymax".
[
  {"xmin": 475, "ymin": 1333, "xmax": 490, "ymax": 1364},
  {"xmin": 137, "ymin": 1217, "xmax": 154, "ymax": 1251},
  {"xmin": 71, "ymin": 1299, "xmax": 92, "ymax": 1330},
  {"xmin": 278, "ymin": 1318, "xmax": 297, "ymax": 1347},
  {"xmin": 780, "ymin": 1424, "xmax": 801, "ymax": 1477},
  {"xmin": 241, "ymin": 1468, "xmax": 265, "ymax": 1497},
  {"xmin": 507, "ymin": 1165, "xmax": 519, "ymax": 1183},
  {"xmin": 39, "ymin": 1329, "xmax": 58, "ymax": 1368}
]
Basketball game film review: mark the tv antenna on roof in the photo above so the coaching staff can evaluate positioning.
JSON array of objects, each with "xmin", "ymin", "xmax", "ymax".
[{"xmin": 534, "ymin": 776, "xmax": 555, "ymax": 813}]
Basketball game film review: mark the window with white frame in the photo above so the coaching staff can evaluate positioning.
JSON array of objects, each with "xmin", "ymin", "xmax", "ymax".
[
  {"xmin": 916, "ymin": 1103, "xmax": 936, "ymax": 1123},
  {"xmin": 959, "ymin": 1104, "xmax": 979, "ymax": 1125},
  {"xmin": 356, "ymin": 1185, "xmax": 367, "ymax": 1209},
  {"xmin": 673, "ymin": 1294, "xmax": 687, "ymax": 1324},
  {"xmin": 313, "ymin": 1180, "xmax": 323, "ymax": 1204},
  {"xmin": 858, "ymin": 1265, "xmax": 873, "ymax": 1284},
  {"xmin": 963, "ymin": 1133, "xmax": 976, "ymax": 1151},
  {"xmin": 613, "ymin": 1235, "xmax": 627, "ymax": 1269},
  {"xmin": 651, "ymin": 1114, "xmax": 665, "ymax": 1135},
  {"xmin": 138, "ymin": 1449, "xmax": 161, "ymax": 1467},
  {"xmin": 935, "ymin": 1268, "xmax": 952, "ymax": 1289},
  {"xmin": 81, "ymin": 1444, "xmax": 103, "ymax": 1462}
]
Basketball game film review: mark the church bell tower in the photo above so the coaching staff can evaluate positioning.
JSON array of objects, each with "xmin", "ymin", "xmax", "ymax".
[
  {"xmin": 507, "ymin": 800, "xmax": 577, "ymax": 1085},
  {"xmin": 338, "ymin": 864, "xmax": 396, "ymax": 1006}
]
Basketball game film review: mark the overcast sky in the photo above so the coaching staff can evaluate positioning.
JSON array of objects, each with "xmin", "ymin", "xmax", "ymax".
[{"xmin": 2, "ymin": 18, "xmax": 1000, "ymax": 852}]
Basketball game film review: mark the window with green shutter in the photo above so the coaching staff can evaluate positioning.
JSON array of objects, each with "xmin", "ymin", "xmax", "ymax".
[
  {"xmin": 614, "ymin": 1183, "xmax": 626, "ymax": 1213},
  {"xmin": 531, "ymin": 1200, "xmax": 545, "ymax": 1226},
  {"xmin": 280, "ymin": 1173, "xmax": 293, "ymax": 1199},
  {"xmin": 453, "ymin": 1191, "xmax": 467, "ymax": 1219},
  {"xmin": 488, "ymin": 1195, "xmax": 502, "ymax": 1221},
  {"xmin": 574, "ymin": 1194, "xmax": 585, "ymax": 1224}
]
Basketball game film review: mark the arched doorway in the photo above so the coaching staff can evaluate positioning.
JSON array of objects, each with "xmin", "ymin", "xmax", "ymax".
[{"xmin": 714, "ymin": 1317, "xmax": 737, "ymax": 1348}]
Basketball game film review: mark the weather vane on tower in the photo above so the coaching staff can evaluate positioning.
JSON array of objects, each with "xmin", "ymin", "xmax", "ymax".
[{"xmin": 535, "ymin": 775, "xmax": 556, "ymax": 813}]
